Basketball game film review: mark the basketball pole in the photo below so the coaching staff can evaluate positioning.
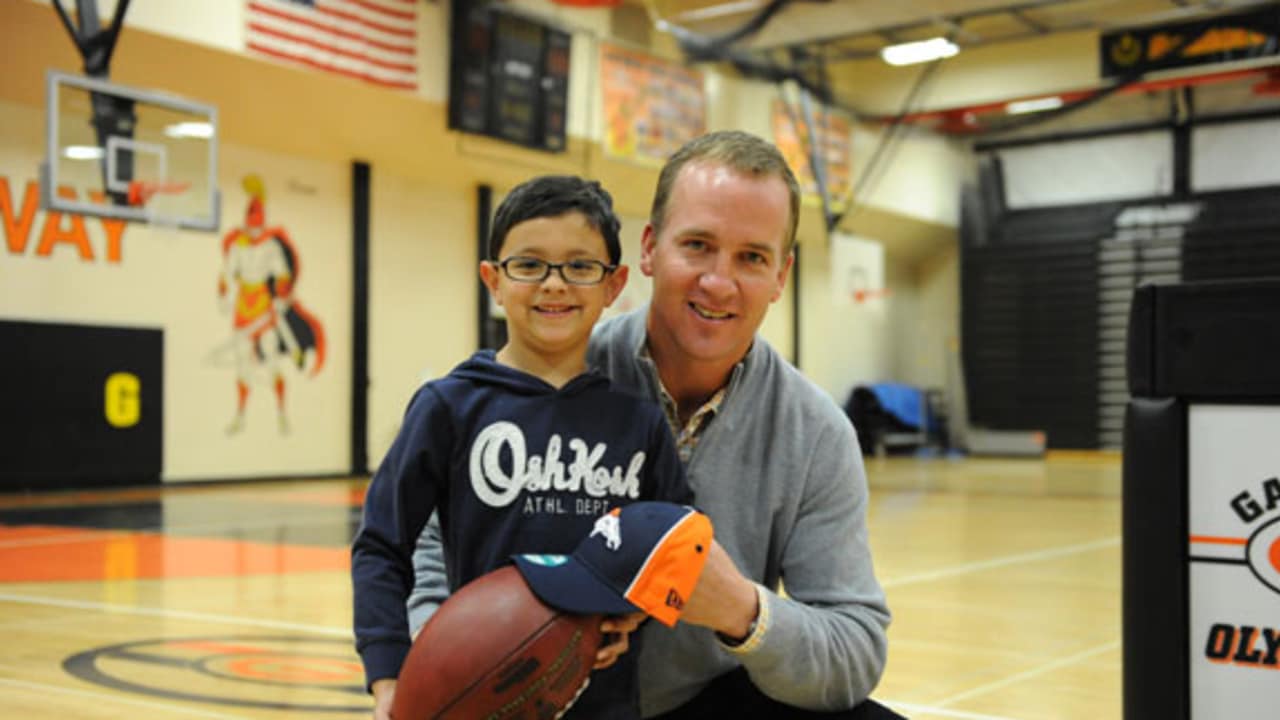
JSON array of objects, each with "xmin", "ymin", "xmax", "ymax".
[{"xmin": 51, "ymin": 0, "xmax": 138, "ymax": 205}]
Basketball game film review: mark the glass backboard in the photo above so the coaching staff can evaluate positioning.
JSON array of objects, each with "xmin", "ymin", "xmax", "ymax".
[{"xmin": 42, "ymin": 70, "xmax": 220, "ymax": 231}]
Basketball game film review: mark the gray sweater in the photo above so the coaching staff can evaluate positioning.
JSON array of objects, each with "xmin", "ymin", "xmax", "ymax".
[
  {"xmin": 408, "ymin": 308, "xmax": 890, "ymax": 715},
  {"xmin": 589, "ymin": 309, "xmax": 889, "ymax": 715}
]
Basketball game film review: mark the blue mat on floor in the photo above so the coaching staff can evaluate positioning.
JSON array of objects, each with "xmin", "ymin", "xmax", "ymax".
[{"xmin": 866, "ymin": 382, "xmax": 926, "ymax": 429}]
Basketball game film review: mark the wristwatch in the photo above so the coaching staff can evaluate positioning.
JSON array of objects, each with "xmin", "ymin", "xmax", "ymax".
[
  {"xmin": 717, "ymin": 616, "xmax": 758, "ymax": 647},
  {"xmin": 715, "ymin": 583, "xmax": 767, "ymax": 652}
]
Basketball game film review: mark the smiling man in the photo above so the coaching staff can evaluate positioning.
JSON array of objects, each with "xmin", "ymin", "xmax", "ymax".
[
  {"xmin": 639, "ymin": 155, "xmax": 795, "ymax": 414},
  {"xmin": 409, "ymin": 132, "xmax": 899, "ymax": 719}
]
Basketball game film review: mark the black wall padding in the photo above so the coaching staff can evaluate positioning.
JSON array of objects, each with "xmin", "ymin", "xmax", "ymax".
[
  {"xmin": 0, "ymin": 320, "xmax": 163, "ymax": 491},
  {"xmin": 1122, "ymin": 397, "xmax": 1188, "ymax": 720},
  {"xmin": 964, "ymin": 165, "xmax": 1280, "ymax": 448},
  {"xmin": 1184, "ymin": 188, "xmax": 1280, "ymax": 282},
  {"xmin": 962, "ymin": 202, "xmax": 1116, "ymax": 449},
  {"xmin": 351, "ymin": 160, "xmax": 370, "ymax": 475},
  {"xmin": 1127, "ymin": 279, "xmax": 1280, "ymax": 398}
]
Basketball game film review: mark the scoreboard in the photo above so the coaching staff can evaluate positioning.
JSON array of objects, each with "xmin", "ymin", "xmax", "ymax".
[{"xmin": 448, "ymin": 2, "xmax": 571, "ymax": 153}]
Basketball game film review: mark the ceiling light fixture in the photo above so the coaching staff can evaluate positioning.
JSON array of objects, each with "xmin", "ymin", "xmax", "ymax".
[
  {"xmin": 163, "ymin": 122, "xmax": 214, "ymax": 139},
  {"xmin": 880, "ymin": 37, "xmax": 959, "ymax": 66},
  {"xmin": 675, "ymin": 0, "xmax": 762, "ymax": 23},
  {"xmin": 1006, "ymin": 96, "xmax": 1065, "ymax": 115},
  {"xmin": 63, "ymin": 145, "xmax": 104, "ymax": 160}
]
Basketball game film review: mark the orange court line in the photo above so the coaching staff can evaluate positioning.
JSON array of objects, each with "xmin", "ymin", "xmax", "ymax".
[
  {"xmin": 0, "ymin": 525, "xmax": 349, "ymax": 583},
  {"xmin": 170, "ymin": 640, "xmax": 274, "ymax": 655},
  {"xmin": 1188, "ymin": 535, "xmax": 1248, "ymax": 545},
  {"xmin": 225, "ymin": 656, "xmax": 363, "ymax": 682}
]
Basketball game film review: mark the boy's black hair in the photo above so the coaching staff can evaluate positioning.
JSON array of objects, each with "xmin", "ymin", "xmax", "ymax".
[{"xmin": 489, "ymin": 175, "xmax": 622, "ymax": 265}]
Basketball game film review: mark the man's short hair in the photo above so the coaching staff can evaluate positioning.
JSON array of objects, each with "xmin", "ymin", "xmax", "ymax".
[
  {"xmin": 489, "ymin": 175, "xmax": 622, "ymax": 264},
  {"xmin": 649, "ymin": 130, "xmax": 802, "ymax": 253}
]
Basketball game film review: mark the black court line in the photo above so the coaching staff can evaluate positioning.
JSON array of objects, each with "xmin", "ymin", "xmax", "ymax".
[{"xmin": 63, "ymin": 635, "xmax": 369, "ymax": 712}]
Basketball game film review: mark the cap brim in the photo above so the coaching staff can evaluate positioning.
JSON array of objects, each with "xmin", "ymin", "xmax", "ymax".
[{"xmin": 513, "ymin": 555, "xmax": 641, "ymax": 617}]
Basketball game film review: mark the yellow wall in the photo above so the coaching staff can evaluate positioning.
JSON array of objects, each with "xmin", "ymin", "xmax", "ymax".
[{"xmin": 365, "ymin": 174, "xmax": 475, "ymax": 469}]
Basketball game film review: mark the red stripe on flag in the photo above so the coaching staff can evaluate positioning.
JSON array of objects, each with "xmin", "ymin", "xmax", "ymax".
[
  {"xmin": 340, "ymin": 0, "xmax": 416, "ymax": 21},
  {"xmin": 248, "ymin": 2, "xmax": 415, "ymax": 54},
  {"xmin": 248, "ymin": 23, "xmax": 416, "ymax": 72},
  {"xmin": 248, "ymin": 42, "xmax": 417, "ymax": 90},
  {"xmin": 315, "ymin": 3, "xmax": 415, "ymax": 38}
]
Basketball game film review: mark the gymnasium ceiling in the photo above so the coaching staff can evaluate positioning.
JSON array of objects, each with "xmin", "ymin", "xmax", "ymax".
[
  {"xmin": 646, "ymin": 0, "xmax": 1264, "ymax": 55},
  {"xmin": 628, "ymin": 0, "xmax": 1280, "ymax": 138}
]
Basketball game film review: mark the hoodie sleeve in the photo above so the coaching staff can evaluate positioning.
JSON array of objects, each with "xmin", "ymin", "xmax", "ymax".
[{"xmin": 351, "ymin": 385, "xmax": 454, "ymax": 691}]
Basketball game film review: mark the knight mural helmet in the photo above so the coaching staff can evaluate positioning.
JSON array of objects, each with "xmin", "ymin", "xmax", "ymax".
[{"xmin": 242, "ymin": 174, "xmax": 266, "ymax": 229}]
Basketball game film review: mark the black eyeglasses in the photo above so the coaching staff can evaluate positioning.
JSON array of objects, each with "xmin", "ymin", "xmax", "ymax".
[{"xmin": 493, "ymin": 256, "xmax": 617, "ymax": 286}]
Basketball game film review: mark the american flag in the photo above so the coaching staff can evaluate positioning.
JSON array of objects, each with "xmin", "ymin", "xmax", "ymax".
[{"xmin": 246, "ymin": 0, "xmax": 418, "ymax": 91}]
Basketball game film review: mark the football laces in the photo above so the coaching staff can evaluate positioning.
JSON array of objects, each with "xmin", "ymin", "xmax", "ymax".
[{"xmin": 554, "ymin": 677, "xmax": 591, "ymax": 720}]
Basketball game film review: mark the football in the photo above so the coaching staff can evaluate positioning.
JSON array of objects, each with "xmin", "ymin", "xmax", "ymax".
[{"xmin": 391, "ymin": 565, "xmax": 602, "ymax": 720}]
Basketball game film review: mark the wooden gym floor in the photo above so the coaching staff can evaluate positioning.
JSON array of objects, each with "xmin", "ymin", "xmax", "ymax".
[{"xmin": 0, "ymin": 455, "xmax": 1122, "ymax": 719}]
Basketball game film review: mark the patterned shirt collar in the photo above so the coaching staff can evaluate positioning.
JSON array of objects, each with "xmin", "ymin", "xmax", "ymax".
[{"xmin": 641, "ymin": 343, "xmax": 730, "ymax": 464}]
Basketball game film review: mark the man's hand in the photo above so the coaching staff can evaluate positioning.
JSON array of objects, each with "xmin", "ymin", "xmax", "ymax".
[
  {"xmin": 594, "ymin": 612, "xmax": 646, "ymax": 669},
  {"xmin": 371, "ymin": 678, "xmax": 396, "ymax": 720},
  {"xmin": 680, "ymin": 540, "xmax": 759, "ymax": 640}
]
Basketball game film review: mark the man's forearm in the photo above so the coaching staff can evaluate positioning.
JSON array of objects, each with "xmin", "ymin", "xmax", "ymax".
[{"xmin": 735, "ymin": 590, "xmax": 888, "ymax": 710}]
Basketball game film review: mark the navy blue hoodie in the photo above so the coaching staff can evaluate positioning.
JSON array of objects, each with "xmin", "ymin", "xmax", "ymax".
[{"xmin": 352, "ymin": 351, "xmax": 692, "ymax": 719}]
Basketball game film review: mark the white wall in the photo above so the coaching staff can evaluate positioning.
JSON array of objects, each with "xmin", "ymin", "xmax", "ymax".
[
  {"xmin": 897, "ymin": 245, "xmax": 959, "ymax": 391},
  {"xmin": 853, "ymin": 124, "xmax": 970, "ymax": 228},
  {"xmin": 1193, "ymin": 118, "xmax": 1280, "ymax": 192},
  {"xmin": 799, "ymin": 233, "xmax": 893, "ymax": 407},
  {"xmin": 45, "ymin": 0, "xmax": 246, "ymax": 55},
  {"xmin": 999, "ymin": 131, "xmax": 1173, "ymax": 209},
  {"xmin": 365, "ymin": 173, "xmax": 475, "ymax": 467}
]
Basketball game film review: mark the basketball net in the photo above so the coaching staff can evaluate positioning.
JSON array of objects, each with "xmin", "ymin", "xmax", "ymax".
[
  {"xmin": 129, "ymin": 179, "xmax": 190, "ymax": 238},
  {"xmin": 127, "ymin": 179, "xmax": 191, "ymax": 207},
  {"xmin": 851, "ymin": 288, "xmax": 890, "ymax": 304}
]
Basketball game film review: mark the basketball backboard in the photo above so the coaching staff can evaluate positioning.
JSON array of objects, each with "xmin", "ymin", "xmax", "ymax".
[{"xmin": 42, "ymin": 70, "xmax": 220, "ymax": 231}]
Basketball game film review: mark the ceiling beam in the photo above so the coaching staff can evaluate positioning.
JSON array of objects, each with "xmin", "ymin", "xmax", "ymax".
[
  {"xmin": 1010, "ymin": 9, "xmax": 1049, "ymax": 34},
  {"xmin": 783, "ymin": 0, "xmax": 1075, "ymax": 54}
]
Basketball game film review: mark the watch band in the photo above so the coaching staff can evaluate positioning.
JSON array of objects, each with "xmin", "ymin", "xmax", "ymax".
[{"xmin": 717, "ymin": 583, "xmax": 769, "ymax": 654}]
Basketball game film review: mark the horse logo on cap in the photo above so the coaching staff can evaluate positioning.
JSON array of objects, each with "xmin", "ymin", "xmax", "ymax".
[{"xmin": 591, "ymin": 512, "xmax": 622, "ymax": 551}]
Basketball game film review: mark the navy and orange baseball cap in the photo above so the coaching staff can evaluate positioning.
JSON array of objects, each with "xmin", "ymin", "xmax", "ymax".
[{"xmin": 513, "ymin": 502, "xmax": 713, "ymax": 627}]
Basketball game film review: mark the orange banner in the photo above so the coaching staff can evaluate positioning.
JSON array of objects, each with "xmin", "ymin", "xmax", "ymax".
[
  {"xmin": 771, "ymin": 100, "xmax": 852, "ymax": 203},
  {"xmin": 601, "ymin": 43, "xmax": 706, "ymax": 165}
]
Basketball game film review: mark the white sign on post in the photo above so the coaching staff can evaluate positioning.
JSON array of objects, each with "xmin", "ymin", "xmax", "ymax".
[{"xmin": 1188, "ymin": 404, "xmax": 1280, "ymax": 720}]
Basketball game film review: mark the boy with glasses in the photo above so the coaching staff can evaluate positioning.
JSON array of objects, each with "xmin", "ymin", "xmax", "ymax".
[{"xmin": 351, "ymin": 175, "xmax": 693, "ymax": 720}]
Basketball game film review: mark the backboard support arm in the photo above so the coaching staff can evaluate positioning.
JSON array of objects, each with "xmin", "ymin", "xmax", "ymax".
[{"xmin": 50, "ymin": 0, "xmax": 132, "ymax": 77}]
